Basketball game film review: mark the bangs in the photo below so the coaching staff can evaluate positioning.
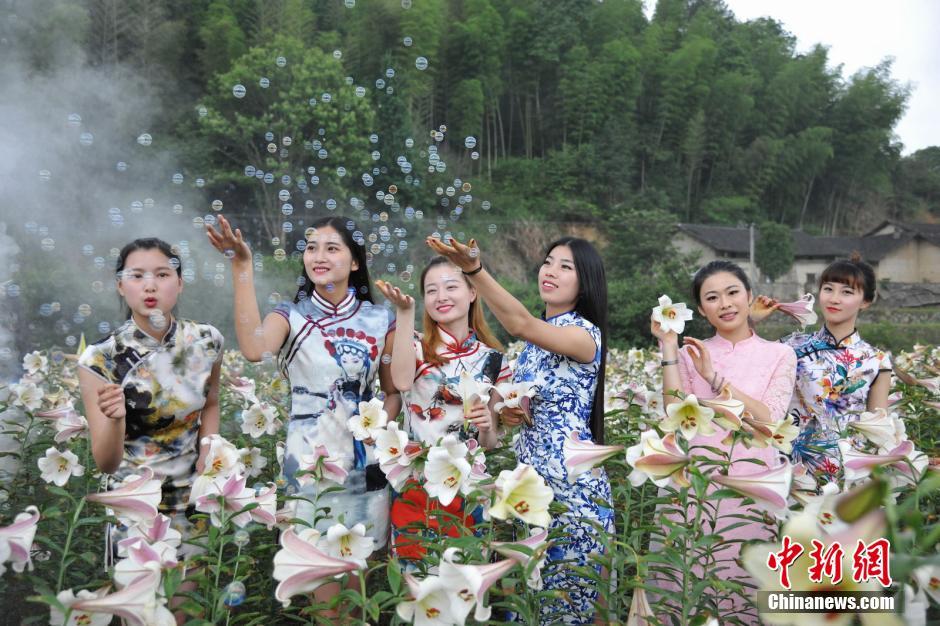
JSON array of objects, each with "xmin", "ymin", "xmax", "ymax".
[{"xmin": 819, "ymin": 261, "xmax": 866, "ymax": 291}]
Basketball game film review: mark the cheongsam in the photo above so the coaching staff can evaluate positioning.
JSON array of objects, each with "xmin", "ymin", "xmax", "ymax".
[
  {"xmin": 274, "ymin": 287, "xmax": 395, "ymax": 548},
  {"xmin": 512, "ymin": 310, "xmax": 613, "ymax": 625},
  {"xmin": 784, "ymin": 326, "xmax": 892, "ymax": 486},
  {"xmin": 79, "ymin": 317, "xmax": 223, "ymax": 558},
  {"xmin": 391, "ymin": 327, "xmax": 509, "ymax": 561}
]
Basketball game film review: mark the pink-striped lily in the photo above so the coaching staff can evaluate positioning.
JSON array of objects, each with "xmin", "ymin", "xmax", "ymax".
[
  {"xmin": 710, "ymin": 460, "xmax": 793, "ymax": 516},
  {"xmin": 272, "ymin": 528, "xmax": 361, "ymax": 606},
  {"xmin": 118, "ymin": 514, "xmax": 181, "ymax": 557},
  {"xmin": 49, "ymin": 589, "xmax": 112, "ymax": 626},
  {"xmin": 777, "ymin": 293, "xmax": 818, "ymax": 329},
  {"xmin": 661, "ymin": 394, "xmax": 716, "ymax": 441},
  {"xmin": 86, "ymin": 468, "xmax": 162, "ymax": 525},
  {"xmin": 562, "ymin": 431, "xmax": 624, "ymax": 483},
  {"xmin": 68, "ymin": 563, "xmax": 174, "ymax": 626},
  {"xmin": 847, "ymin": 409, "xmax": 906, "ymax": 450},
  {"xmin": 627, "ymin": 587, "xmax": 654, "ymax": 625},
  {"xmin": 840, "ymin": 440, "xmax": 926, "ymax": 484},
  {"xmin": 298, "ymin": 443, "xmax": 349, "ymax": 487},
  {"xmin": 769, "ymin": 419, "xmax": 800, "ymax": 455},
  {"xmin": 0, "ymin": 505, "xmax": 39, "ymax": 574},
  {"xmin": 226, "ymin": 376, "xmax": 258, "ymax": 404},
  {"xmin": 625, "ymin": 431, "xmax": 691, "ymax": 488},
  {"xmin": 439, "ymin": 548, "xmax": 517, "ymax": 622},
  {"xmin": 113, "ymin": 538, "xmax": 178, "ymax": 588},
  {"xmin": 36, "ymin": 404, "xmax": 89, "ymax": 443},
  {"xmin": 701, "ymin": 387, "xmax": 744, "ymax": 432},
  {"xmin": 491, "ymin": 527, "xmax": 549, "ymax": 590},
  {"xmin": 195, "ymin": 474, "xmax": 277, "ymax": 529},
  {"xmin": 741, "ymin": 413, "xmax": 775, "ymax": 448}
]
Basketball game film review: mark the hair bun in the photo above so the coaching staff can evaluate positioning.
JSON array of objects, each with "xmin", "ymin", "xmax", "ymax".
[{"xmin": 849, "ymin": 251, "xmax": 863, "ymax": 264}]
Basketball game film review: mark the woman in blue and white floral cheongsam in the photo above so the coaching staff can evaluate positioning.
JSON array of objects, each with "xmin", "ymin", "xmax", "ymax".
[{"xmin": 428, "ymin": 234, "xmax": 613, "ymax": 625}]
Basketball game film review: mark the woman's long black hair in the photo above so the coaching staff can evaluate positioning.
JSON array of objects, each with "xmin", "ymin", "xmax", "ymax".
[
  {"xmin": 544, "ymin": 236, "xmax": 609, "ymax": 444},
  {"xmin": 294, "ymin": 216, "xmax": 374, "ymax": 304}
]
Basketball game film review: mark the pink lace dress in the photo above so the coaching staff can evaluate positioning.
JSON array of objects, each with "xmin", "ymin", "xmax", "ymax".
[{"xmin": 667, "ymin": 331, "xmax": 796, "ymax": 622}]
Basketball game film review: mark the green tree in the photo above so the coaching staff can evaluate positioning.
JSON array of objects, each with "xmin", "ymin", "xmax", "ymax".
[
  {"xmin": 755, "ymin": 221, "xmax": 794, "ymax": 282},
  {"xmin": 198, "ymin": 0, "xmax": 248, "ymax": 77},
  {"xmin": 194, "ymin": 35, "xmax": 376, "ymax": 240}
]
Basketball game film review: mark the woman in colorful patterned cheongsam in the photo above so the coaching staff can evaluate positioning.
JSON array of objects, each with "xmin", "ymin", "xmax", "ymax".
[
  {"xmin": 376, "ymin": 256, "xmax": 510, "ymax": 564},
  {"xmin": 207, "ymin": 214, "xmax": 397, "ymax": 615},
  {"xmin": 78, "ymin": 238, "xmax": 224, "ymax": 560},
  {"xmin": 428, "ymin": 234, "xmax": 612, "ymax": 625},
  {"xmin": 754, "ymin": 254, "xmax": 891, "ymax": 489}
]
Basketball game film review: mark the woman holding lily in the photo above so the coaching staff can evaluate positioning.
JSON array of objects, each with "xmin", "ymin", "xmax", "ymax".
[
  {"xmin": 650, "ymin": 259, "xmax": 797, "ymax": 622},
  {"xmin": 428, "ymin": 234, "xmax": 611, "ymax": 625},
  {"xmin": 375, "ymin": 256, "xmax": 510, "ymax": 564},
  {"xmin": 751, "ymin": 254, "xmax": 893, "ymax": 489}
]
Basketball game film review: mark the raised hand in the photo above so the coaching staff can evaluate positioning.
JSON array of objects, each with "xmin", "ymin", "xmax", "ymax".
[
  {"xmin": 206, "ymin": 214, "xmax": 252, "ymax": 264},
  {"xmin": 426, "ymin": 235, "xmax": 481, "ymax": 273},
  {"xmin": 374, "ymin": 279, "xmax": 415, "ymax": 311},
  {"xmin": 749, "ymin": 295, "xmax": 781, "ymax": 323},
  {"xmin": 97, "ymin": 384, "xmax": 126, "ymax": 420},
  {"xmin": 683, "ymin": 337, "xmax": 715, "ymax": 382},
  {"xmin": 650, "ymin": 317, "xmax": 679, "ymax": 347}
]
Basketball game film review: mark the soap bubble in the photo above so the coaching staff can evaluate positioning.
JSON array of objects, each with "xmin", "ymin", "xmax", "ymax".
[
  {"xmin": 137, "ymin": 133, "xmax": 152, "ymax": 146},
  {"xmin": 79, "ymin": 132, "xmax": 93, "ymax": 146},
  {"xmin": 464, "ymin": 136, "xmax": 477, "ymax": 149},
  {"xmin": 211, "ymin": 200, "xmax": 223, "ymax": 211},
  {"xmin": 38, "ymin": 169, "xmax": 51, "ymax": 182},
  {"xmin": 259, "ymin": 77, "xmax": 270, "ymax": 88},
  {"xmin": 276, "ymin": 56, "xmax": 287, "ymax": 67},
  {"xmin": 232, "ymin": 84, "xmax": 246, "ymax": 98},
  {"xmin": 403, "ymin": 36, "xmax": 413, "ymax": 47},
  {"xmin": 67, "ymin": 113, "xmax": 82, "ymax": 127},
  {"xmin": 116, "ymin": 161, "xmax": 128, "ymax": 172},
  {"xmin": 222, "ymin": 581, "xmax": 246, "ymax": 607},
  {"xmin": 355, "ymin": 86, "xmax": 366, "ymax": 98},
  {"xmin": 415, "ymin": 56, "xmax": 428, "ymax": 71}
]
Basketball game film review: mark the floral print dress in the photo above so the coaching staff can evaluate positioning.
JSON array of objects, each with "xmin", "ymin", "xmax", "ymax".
[
  {"xmin": 391, "ymin": 327, "xmax": 509, "ymax": 561},
  {"xmin": 78, "ymin": 317, "xmax": 223, "ymax": 556},
  {"xmin": 784, "ymin": 326, "xmax": 892, "ymax": 487},
  {"xmin": 512, "ymin": 310, "xmax": 612, "ymax": 625},
  {"xmin": 274, "ymin": 287, "xmax": 395, "ymax": 548}
]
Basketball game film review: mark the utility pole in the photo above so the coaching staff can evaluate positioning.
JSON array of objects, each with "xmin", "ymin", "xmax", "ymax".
[{"xmin": 749, "ymin": 222, "xmax": 756, "ymax": 284}]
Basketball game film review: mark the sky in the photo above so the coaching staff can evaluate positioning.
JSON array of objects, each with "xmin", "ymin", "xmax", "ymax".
[{"xmin": 651, "ymin": 0, "xmax": 940, "ymax": 155}]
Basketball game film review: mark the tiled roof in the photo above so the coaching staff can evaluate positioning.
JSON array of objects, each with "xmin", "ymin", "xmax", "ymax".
[{"xmin": 676, "ymin": 222, "xmax": 936, "ymax": 262}]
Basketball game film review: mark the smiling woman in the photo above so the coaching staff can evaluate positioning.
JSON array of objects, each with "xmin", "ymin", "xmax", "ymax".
[{"xmin": 651, "ymin": 259, "xmax": 797, "ymax": 621}]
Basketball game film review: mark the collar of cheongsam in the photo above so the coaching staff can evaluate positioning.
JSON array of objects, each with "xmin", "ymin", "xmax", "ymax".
[
  {"xmin": 543, "ymin": 308, "xmax": 576, "ymax": 323},
  {"xmin": 310, "ymin": 286, "xmax": 358, "ymax": 316},
  {"xmin": 437, "ymin": 326, "xmax": 477, "ymax": 354},
  {"xmin": 816, "ymin": 325, "xmax": 860, "ymax": 348},
  {"xmin": 707, "ymin": 329, "xmax": 758, "ymax": 351},
  {"xmin": 122, "ymin": 316, "xmax": 178, "ymax": 349}
]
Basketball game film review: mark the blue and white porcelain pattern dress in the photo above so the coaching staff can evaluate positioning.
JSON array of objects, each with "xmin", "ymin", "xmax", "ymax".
[
  {"xmin": 511, "ymin": 310, "xmax": 613, "ymax": 625},
  {"xmin": 274, "ymin": 287, "xmax": 395, "ymax": 548}
]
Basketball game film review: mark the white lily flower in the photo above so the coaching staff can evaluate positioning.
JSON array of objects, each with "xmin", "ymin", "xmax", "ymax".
[
  {"xmin": 323, "ymin": 523, "xmax": 374, "ymax": 568},
  {"xmin": 37, "ymin": 447, "xmax": 84, "ymax": 486},
  {"xmin": 489, "ymin": 464, "xmax": 554, "ymax": 527},
  {"xmin": 424, "ymin": 435, "xmax": 472, "ymax": 506},
  {"xmin": 651, "ymin": 294, "xmax": 693, "ymax": 334},
  {"xmin": 348, "ymin": 398, "xmax": 388, "ymax": 440},
  {"xmin": 237, "ymin": 446, "xmax": 268, "ymax": 478},
  {"xmin": 22, "ymin": 351, "xmax": 48, "ymax": 375},
  {"xmin": 661, "ymin": 394, "xmax": 717, "ymax": 441},
  {"xmin": 492, "ymin": 381, "xmax": 536, "ymax": 414},
  {"xmin": 11, "ymin": 381, "xmax": 43, "ymax": 411},
  {"xmin": 457, "ymin": 370, "xmax": 492, "ymax": 416},
  {"xmin": 241, "ymin": 402, "xmax": 281, "ymax": 438}
]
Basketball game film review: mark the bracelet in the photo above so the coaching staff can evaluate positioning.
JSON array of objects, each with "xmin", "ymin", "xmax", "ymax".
[
  {"xmin": 661, "ymin": 359, "xmax": 678, "ymax": 367},
  {"xmin": 462, "ymin": 264, "xmax": 484, "ymax": 276}
]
